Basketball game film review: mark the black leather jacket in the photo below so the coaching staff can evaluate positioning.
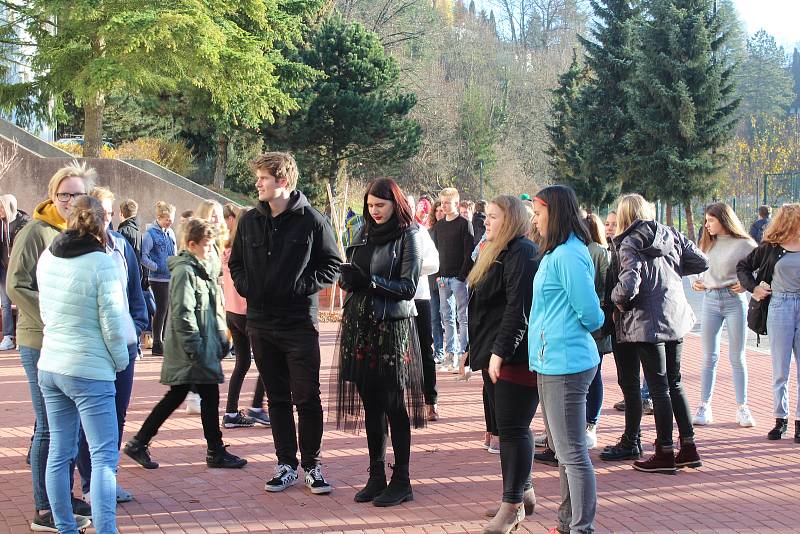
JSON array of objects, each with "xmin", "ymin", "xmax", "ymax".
[{"xmin": 342, "ymin": 225, "xmax": 422, "ymax": 321}]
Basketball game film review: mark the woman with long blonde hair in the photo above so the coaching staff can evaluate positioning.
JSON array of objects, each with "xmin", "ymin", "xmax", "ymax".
[
  {"xmin": 193, "ymin": 200, "xmax": 227, "ymax": 278},
  {"xmin": 468, "ymin": 195, "xmax": 539, "ymax": 533},
  {"xmin": 691, "ymin": 203, "xmax": 756, "ymax": 428},
  {"xmin": 737, "ymin": 203, "xmax": 800, "ymax": 442}
]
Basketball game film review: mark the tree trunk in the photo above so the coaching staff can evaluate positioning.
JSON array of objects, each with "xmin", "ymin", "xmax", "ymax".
[
  {"xmin": 82, "ymin": 92, "xmax": 106, "ymax": 158},
  {"xmin": 329, "ymin": 157, "xmax": 348, "ymax": 199},
  {"xmin": 213, "ymin": 134, "xmax": 230, "ymax": 190},
  {"xmin": 684, "ymin": 199, "xmax": 696, "ymax": 242},
  {"xmin": 665, "ymin": 201, "xmax": 673, "ymax": 227}
]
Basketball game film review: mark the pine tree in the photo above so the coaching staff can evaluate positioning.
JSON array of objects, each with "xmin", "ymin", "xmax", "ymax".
[
  {"xmin": 624, "ymin": 0, "xmax": 739, "ymax": 239},
  {"xmin": 546, "ymin": 52, "xmax": 589, "ymax": 198},
  {"xmin": 737, "ymin": 30, "xmax": 794, "ymax": 121},
  {"xmin": 576, "ymin": 0, "xmax": 641, "ymax": 209}
]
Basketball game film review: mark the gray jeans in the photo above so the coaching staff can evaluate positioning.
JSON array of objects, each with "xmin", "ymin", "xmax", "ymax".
[{"xmin": 539, "ymin": 367, "xmax": 597, "ymax": 534}]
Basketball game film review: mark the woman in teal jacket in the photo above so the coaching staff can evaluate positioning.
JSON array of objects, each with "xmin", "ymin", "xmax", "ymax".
[{"xmin": 528, "ymin": 186, "xmax": 604, "ymax": 534}]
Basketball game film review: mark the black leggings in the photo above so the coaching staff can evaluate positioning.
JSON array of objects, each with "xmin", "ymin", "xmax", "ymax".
[
  {"xmin": 414, "ymin": 300, "xmax": 438, "ymax": 405},
  {"xmin": 485, "ymin": 376, "xmax": 539, "ymax": 503},
  {"xmin": 136, "ymin": 383, "xmax": 223, "ymax": 450},
  {"xmin": 616, "ymin": 339, "xmax": 693, "ymax": 447},
  {"xmin": 482, "ymin": 370, "xmax": 498, "ymax": 435},
  {"xmin": 357, "ymin": 383, "xmax": 411, "ymax": 467},
  {"xmin": 150, "ymin": 281, "xmax": 170, "ymax": 346},
  {"xmin": 224, "ymin": 312, "xmax": 265, "ymax": 413}
]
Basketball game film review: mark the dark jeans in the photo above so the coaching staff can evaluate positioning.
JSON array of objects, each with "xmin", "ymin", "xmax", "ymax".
[
  {"xmin": 249, "ymin": 321, "xmax": 323, "ymax": 471},
  {"xmin": 225, "ymin": 312, "xmax": 265, "ymax": 413},
  {"xmin": 135, "ymin": 384, "xmax": 223, "ymax": 450},
  {"xmin": 489, "ymin": 377, "xmax": 539, "ymax": 503},
  {"xmin": 150, "ymin": 281, "xmax": 170, "ymax": 346},
  {"xmin": 585, "ymin": 354, "xmax": 603, "ymax": 425},
  {"xmin": 482, "ymin": 370, "xmax": 498, "ymax": 435},
  {"xmin": 414, "ymin": 300, "xmax": 438, "ymax": 405},
  {"xmin": 357, "ymin": 383, "xmax": 411, "ymax": 467},
  {"xmin": 77, "ymin": 349, "xmax": 135, "ymax": 494},
  {"xmin": 616, "ymin": 340, "xmax": 693, "ymax": 447}
]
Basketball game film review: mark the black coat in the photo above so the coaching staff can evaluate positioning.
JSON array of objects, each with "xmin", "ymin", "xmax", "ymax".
[
  {"xmin": 472, "ymin": 213, "xmax": 486, "ymax": 246},
  {"xmin": 737, "ymin": 242, "xmax": 787, "ymax": 335},
  {"xmin": 467, "ymin": 236, "xmax": 538, "ymax": 371},
  {"xmin": 342, "ymin": 225, "xmax": 422, "ymax": 321},
  {"xmin": 611, "ymin": 220, "xmax": 708, "ymax": 344},
  {"xmin": 229, "ymin": 191, "xmax": 341, "ymax": 323},
  {"xmin": 117, "ymin": 216, "xmax": 142, "ymax": 261},
  {"xmin": 1, "ymin": 210, "xmax": 30, "ymax": 269}
]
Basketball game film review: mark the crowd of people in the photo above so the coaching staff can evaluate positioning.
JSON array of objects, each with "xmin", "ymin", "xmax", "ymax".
[{"xmin": 2, "ymin": 153, "xmax": 799, "ymax": 534}]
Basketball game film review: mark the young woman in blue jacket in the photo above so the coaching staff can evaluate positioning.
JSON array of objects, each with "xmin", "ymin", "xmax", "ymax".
[{"xmin": 528, "ymin": 186, "xmax": 604, "ymax": 534}]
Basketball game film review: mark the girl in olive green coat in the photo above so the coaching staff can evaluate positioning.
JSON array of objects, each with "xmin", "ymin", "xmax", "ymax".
[{"xmin": 124, "ymin": 219, "xmax": 247, "ymax": 470}]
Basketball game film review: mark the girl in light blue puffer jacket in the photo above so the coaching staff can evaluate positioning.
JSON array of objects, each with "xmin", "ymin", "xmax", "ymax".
[{"xmin": 37, "ymin": 196, "xmax": 135, "ymax": 534}]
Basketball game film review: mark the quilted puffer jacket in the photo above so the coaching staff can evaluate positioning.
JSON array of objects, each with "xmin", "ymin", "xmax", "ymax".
[{"xmin": 37, "ymin": 230, "xmax": 135, "ymax": 381}]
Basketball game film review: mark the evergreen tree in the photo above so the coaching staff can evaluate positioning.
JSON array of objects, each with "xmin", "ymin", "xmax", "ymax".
[
  {"xmin": 546, "ymin": 52, "xmax": 589, "ymax": 199},
  {"xmin": 576, "ymin": 0, "xmax": 641, "ymax": 209},
  {"xmin": 624, "ymin": 0, "xmax": 739, "ymax": 239},
  {"xmin": 788, "ymin": 48, "xmax": 800, "ymax": 114},
  {"xmin": 737, "ymin": 30, "xmax": 794, "ymax": 121}
]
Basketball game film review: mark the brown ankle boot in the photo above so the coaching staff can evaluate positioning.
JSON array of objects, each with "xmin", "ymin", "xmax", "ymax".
[
  {"xmin": 675, "ymin": 438, "xmax": 702, "ymax": 469},
  {"xmin": 482, "ymin": 502, "xmax": 524, "ymax": 534},
  {"xmin": 485, "ymin": 487, "xmax": 535, "ymax": 517},
  {"xmin": 633, "ymin": 444, "xmax": 676, "ymax": 474}
]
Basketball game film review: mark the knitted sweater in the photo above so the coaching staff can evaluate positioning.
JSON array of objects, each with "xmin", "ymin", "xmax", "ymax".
[{"xmin": 701, "ymin": 235, "xmax": 756, "ymax": 289}]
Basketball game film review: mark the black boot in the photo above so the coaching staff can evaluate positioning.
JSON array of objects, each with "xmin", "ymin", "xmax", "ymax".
[
  {"xmin": 206, "ymin": 444, "xmax": 247, "ymax": 468},
  {"xmin": 373, "ymin": 464, "xmax": 413, "ymax": 507},
  {"xmin": 123, "ymin": 438, "xmax": 159, "ymax": 469},
  {"xmin": 795, "ymin": 421, "xmax": 800, "ymax": 444},
  {"xmin": 600, "ymin": 435, "xmax": 642, "ymax": 461},
  {"xmin": 767, "ymin": 418, "xmax": 788, "ymax": 440},
  {"xmin": 354, "ymin": 461, "xmax": 387, "ymax": 503}
]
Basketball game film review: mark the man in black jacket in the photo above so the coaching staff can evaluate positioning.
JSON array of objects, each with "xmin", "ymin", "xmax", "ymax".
[
  {"xmin": 473, "ymin": 200, "xmax": 486, "ymax": 245},
  {"xmin": 117, "ymin": 199, "xmax": 142, "ymax": 260},
  {"xmin": 229, "ymin": 152, "xmax": 341, "ymax": 496}
]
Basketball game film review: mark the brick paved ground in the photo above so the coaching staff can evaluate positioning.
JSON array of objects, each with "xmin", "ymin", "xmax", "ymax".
[{"xmin": 2, "ymin": 323, "xmax": 800, "ymax": 533}]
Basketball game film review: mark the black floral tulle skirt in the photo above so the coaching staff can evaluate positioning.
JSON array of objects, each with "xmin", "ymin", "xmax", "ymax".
[{"xmin": 329, "ymin": 293, "xmax": 426, "ymax": 432}]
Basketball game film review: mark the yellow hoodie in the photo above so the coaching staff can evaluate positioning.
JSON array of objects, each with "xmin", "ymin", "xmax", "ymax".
[{"xmin": 33, "ymin": 200, "xmax": 67, "ymax": 231}]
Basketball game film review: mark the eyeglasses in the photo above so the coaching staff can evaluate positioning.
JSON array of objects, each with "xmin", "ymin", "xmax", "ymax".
[{"xmin": 56, "ymin": 192, "xmax": 85, "ymax": 202}]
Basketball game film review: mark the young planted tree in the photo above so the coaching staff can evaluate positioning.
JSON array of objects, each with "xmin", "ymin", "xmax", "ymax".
[
  {"xmin": 0, "ymin": 0, "xmax": 322, "ymax": 159},
  {"xmin": 624, "ymin": 0, "xmax": 739, "ymax": 239}
]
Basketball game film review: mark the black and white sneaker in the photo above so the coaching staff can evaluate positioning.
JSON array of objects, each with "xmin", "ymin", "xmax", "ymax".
[
  {"xmin": 304, "ymin": 465, "xmax": 332, "ymax": 495},
  {"xmin": 31, "ymin": 510, "xmax": 91, "ymax": 532},
  {"xmin": 247, "ymin": 408, "xmax": 271, "ymax": 426},
  {"xmin": 264, "ymin": 463, "xmax": 298, "ymax": 492},
  {"xmin": 222, "ymin": 411, "xmax": 256, "ymax": 428}
]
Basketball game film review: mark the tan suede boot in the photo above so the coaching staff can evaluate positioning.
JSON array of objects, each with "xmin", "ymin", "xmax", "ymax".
[{"xmin": 482, "ymin": 502, "xmax": 524, "ymax": 534}]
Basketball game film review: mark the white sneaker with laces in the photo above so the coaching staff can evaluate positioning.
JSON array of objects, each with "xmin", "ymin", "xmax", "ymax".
[
  {"xmin": 185, "ymin": 392, "xmax": 202, "ymax": 415},
  {"xmin": 692, "ymin": 403, "xmax": 713, "ymax": 425},
  {"xmin": 736, "ymin": 404, "xmax": 756, "ymax": 427},
  {"xmin": 265, "ymin": 463, "xmax": 298, "ymax": 492},
  {"xmin": 304, "ymin": 465, "xmax": 332, "ymax": 494},
  {"xmin": 586, "ymin": 423, "xmax": 598, "ymax": 449},
  {"xmin": 0, "ymin": 335, "xmax": 15, "ymax": 350}
]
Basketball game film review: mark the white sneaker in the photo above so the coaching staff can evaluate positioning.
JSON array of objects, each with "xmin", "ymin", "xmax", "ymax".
[
  {"xmin": 185, "ymin": 392, "xmax": 202, "ymax": 415},
  {"xmin": 586, "ymin": 423, "xmax": 597, "ymax": 449},
  {"xmin": 451, "ymin": 353, "xmax": 461, "ymax": 374},
  {"xmin": 692, "ymin": 403, "xmax": 713, "ymax": 425},
  {"xmin": 534, "ymin": 433, "xmax": 548, "ymax": 448},
  {"xmin": 736, "ymin": 404, "xmax": 756, "ymax": 427},
  {"xmin": 0, "ymin": 335, "xmax": 15, "ymax": 350}
]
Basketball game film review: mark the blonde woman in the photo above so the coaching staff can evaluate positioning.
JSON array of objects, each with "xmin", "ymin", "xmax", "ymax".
[
  {"xmin": 141, "ymin": 201, "xmax": 177, "ymax": 356},
  {"xmin": 605, "ymin": 194, "xmax": 708, "ymax": 474},
  {"xmin": 193, "ymin": 199, "xmax": 228, "ymax": 279},
  {"xmin": 737, "ymin": 203, "xmax": 800, "ymax": 442},
  {"xmin": 468, "ymin": 195, "xmax": 539, "ymax": 533},
  {"xmin": 691, "ymin": 203, "xmax": 757, "ymax": 427}
]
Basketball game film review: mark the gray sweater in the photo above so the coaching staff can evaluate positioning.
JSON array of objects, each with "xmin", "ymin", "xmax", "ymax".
[{"xmin": 700, "ymin": 235, "xmax": 756, "ymax": 289}]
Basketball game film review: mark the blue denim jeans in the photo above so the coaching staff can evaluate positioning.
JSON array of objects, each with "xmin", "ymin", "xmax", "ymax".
[
  {"xmin": 19, "ymin": 346, "xmax": 50, "ymax": 511},
  {"xmin": 539, "ymin": 367, "xmax": 597, "ymax": 534},
  {"xmin": 0, "ymin": 266, "xmax": 13, "ymax": 337},
  {"xmin": 437, "ymin": 277, "xmax": 468, "ymax": 355},
  {"xmin": 767, "ymin": 293, "xmax": 800, "ymax": 419},
  {"xmin": 77, "ymin": 347, "xmax": 135, "ymax": 494},
  {"xmin": 429, "ymin": 281, "xmax": 444, "ymax": 359},
  {"xmin": 39, "ymin": 370, "xmax": 119, "ymax": 534},
  {"xmin": 700, "ymin": 288, "xmax": 748, "ymax": 405}
]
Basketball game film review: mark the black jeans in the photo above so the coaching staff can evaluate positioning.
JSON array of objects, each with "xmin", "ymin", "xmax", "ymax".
[
  {"xmin": 225, "ymin": 312, "xmax": 265, "ymax": 413},
  {"xmin": 357, "ymin": 383, "xmax": 411, "ymax": 467},
  {"xmin": 414, "ymin": 299, "xmax": 438, "ymax": 405},
  {"xmin": 616, "ymin": 340, "xmax": 693, "ymax": 447},
  {"xmin": 249, "ymin": 321, "xmax": 323, "ymax": 471},
  {"xmin": 135, "ymin": 383, "xmax": 223, "ymax": 450},
  {"xmin": 486, "ymin": 377, "xmax": 539, "ymax": 503},
  {"xmin": 150, "ymin": 281, "xmax": 170, "ymax": 346},
  {"xmin": 482, "ymin": 370, "xmax": 499, "ymax": 435}
]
